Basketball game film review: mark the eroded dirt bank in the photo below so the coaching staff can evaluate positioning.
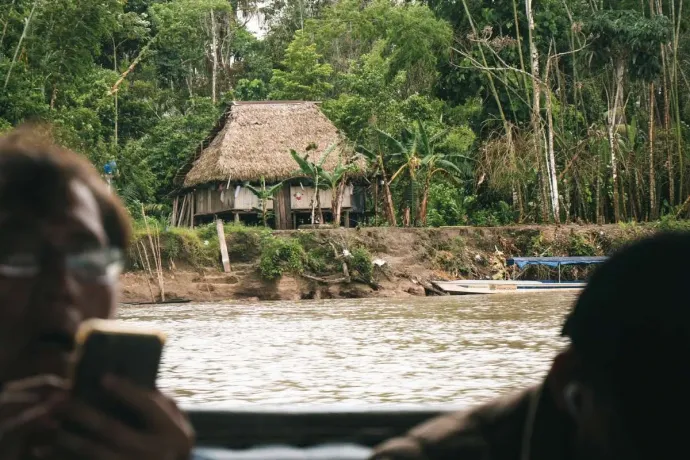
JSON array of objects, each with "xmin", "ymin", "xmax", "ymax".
[{"xmin": 120, "ymin": 224, "xmax": 656, "ymax": 303}]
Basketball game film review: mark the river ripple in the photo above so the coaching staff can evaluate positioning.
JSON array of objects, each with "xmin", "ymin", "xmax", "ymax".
[{"xmin": 117, "ymin": 293, "xmax": 575, "ymax": 409}]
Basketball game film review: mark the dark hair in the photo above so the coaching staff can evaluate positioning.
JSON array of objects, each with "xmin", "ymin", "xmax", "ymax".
[
  {"xmin": 0, "ymin": 126, "xmax": 131, "ymax": 249},
  {"xmin": 563, "ymin": 232, "xmax": 690, "ymax": 362},
  {"xmin": 563, "ymin": 233, "xmax": 690, "ymax": 445}
]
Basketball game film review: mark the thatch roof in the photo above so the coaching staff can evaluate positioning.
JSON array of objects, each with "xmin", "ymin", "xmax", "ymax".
[{"xmin": 182, "ymin": 101, "xmax": 354, "ymax": 187}]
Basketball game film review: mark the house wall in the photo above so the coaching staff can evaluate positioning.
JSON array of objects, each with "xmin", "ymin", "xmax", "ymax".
[
  {"xmin": 192, "ymin": 183, "xmax": 353, "ymax": 217},
  {"xmin": 289, "ymin": 185, "xmax": 352, "ymax": 210}
]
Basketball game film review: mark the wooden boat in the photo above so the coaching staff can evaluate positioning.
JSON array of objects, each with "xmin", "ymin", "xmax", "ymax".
[
  {"xmin": 432, "ymin": 279, "xmax": 587, "ymax": 295},
  {"xmin": 432, "ymin": 256, "xmax": 607, "ymax": 296},
  {"xmin": 188, "ymin": 408, "xmax": 449, "ymax": 459}
]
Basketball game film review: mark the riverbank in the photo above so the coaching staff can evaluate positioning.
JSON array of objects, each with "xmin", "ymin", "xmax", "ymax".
[{"xmin": 120, "ymin": 222, "xmax": 675, "ymax": 303}]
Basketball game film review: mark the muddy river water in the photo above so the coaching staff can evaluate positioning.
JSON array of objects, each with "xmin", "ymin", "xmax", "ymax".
[{"xmin": 118, "ymin": 293, "xmax": 576, "ymax": 409}]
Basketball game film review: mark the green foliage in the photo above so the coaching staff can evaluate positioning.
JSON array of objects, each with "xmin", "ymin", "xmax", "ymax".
[
  {"xmin": 350, "ymin": 247, "xmax": 373, "ymax": 283},
  {"xmin": 426, "ymin": 183, "xmax": 471, "ymax": 227},
  {"xmin": 259, "ymin": 236, "xmax": 306, "ymax": 280},
  {"xmin": 655, "ymin": 215, "xmax": 690, "ymax": 232},
  {"xmin": 225, "ymin": 225, "xmax": 271, "ymax": 262},
  {"xmin": 2, "ymin": 0, "xmax": 690, "ymax": 227},
  {"xmin": 269, "ymin": 31, "xmax": 334, "ymax": 100},
  {"xmin": 586, "ymin": 9, "xmax": 671, "ymax": 81},
  {"xmin": 235, "ymin": 79, "xmax": 269, "ymax": 101},
  {"xmin": 129, "ymin": 226, "xmax": 219, "ymax": 270},
  {"xmin": 567, "ymin": 233, "xmax": 598, "ymax": 257}
]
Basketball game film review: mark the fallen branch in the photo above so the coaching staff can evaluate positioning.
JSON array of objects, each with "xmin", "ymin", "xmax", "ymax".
[
  {"xmin": 301, "ymin": 273, "xmax": 350, "ymax": 284},
  {"xmin": 423, "ymin": 281, "xmax": 449, "ymax": 297},
  {"xmin": 109, "ymin": 39, "xmax": 155, "ymax": 95},
  {"xmin": 676, "ymin": 194, "xmax": 690, "ymax": 218}
]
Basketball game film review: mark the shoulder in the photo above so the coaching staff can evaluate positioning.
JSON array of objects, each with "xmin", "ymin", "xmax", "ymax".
[{"xmin": 370, "ymin": 386, "xmax": 537, "ymax": 460}]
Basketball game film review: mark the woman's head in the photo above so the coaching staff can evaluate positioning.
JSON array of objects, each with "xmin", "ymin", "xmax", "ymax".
[{"xmin": 0, "ymin": 127, "xmax": 131, "ymax": 383}]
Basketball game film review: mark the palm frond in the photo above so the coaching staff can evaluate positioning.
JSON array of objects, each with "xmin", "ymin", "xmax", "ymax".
[
  {"xmin": 318, "ymin": 143, "xmax": 337, "ymax": 167},
  {"xmin": 290, "ymin": 149, "xmax": 316, "ymax": 176},
  {"xmin": 375, "ymin": 128, "xmax": 407, "ymax": 154},
  {"xmin": 266, "ymin": 182, "xmax": 285, "ymax": 196}
]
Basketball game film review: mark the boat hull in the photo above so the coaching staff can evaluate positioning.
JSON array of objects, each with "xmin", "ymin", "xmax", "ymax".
[{"xmin": 432, "ymin": 280, "xmax": 586, "ymax": 295}]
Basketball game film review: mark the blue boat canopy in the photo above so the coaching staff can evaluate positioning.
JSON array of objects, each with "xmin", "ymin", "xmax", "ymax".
[{"xmin": 506, "ymin": 256, "xmax": 607, "ymax": 269}]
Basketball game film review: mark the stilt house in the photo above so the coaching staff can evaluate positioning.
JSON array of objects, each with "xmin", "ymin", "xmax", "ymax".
[{"xmin": 172, "ymin": 101, "xmax": 364, "ymax": 229}]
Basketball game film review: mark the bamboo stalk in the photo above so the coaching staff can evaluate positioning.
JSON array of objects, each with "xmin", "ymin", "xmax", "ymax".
[
  {"xmin": 0, "ymin": 0, "xmax": 17, "ymax": 49},
  {"xmin": 649, "ymin": 82, "xmax": 657, "ymax": 219},
  {"xmin": 4, "ymin": 0, "xmax": 38, "ymax": 91},
  {"xmin": 141, "ymin": 205, "xmax": 165, "ymax": 302},
  {"xmin": 136, "ymin": 242, "xmax": 156, "ymax": 303}
]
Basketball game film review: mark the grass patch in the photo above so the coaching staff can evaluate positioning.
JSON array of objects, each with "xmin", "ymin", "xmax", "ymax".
[{"xmin": 129, "ymin": 226, "xmax": 219, "ymax": 270}]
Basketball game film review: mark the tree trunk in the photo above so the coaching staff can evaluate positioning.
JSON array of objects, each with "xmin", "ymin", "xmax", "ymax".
[
  {"xmin": 210, "ymin": 9, "xmax": 218, "ymax": 105},
  {"xmin": 594, "ymin": 156, "xmax": 601, "ymax": 224},
  {"xmin": 378, "ymin": 157, "xmax": 397, "ymax": 226},
  {"xmin": 113, "ymin": 37, "xmax": 118, "ymax": 146},
  {"xmin": 331, "ymin": 181, "xmax": 346, "ymax": 228},
  {"xmin": 262, "ymin": 200, "xmax": 268, "ymax": 227},
  {"xmin": 544, "ymin": 55, "xmax": 560, "ymax": 223},
  {"xmin": 607, "ymin": 59, "xmax": 625, "ymax": 223},
  {"xmin": 418, "ymin": 181, "xmax": 430, "ymax": 226},
  {"xmin": 671, "ymin": 0, "xmax": 683, "ymax": 200},
  {"xmin": 527, "ymin": 0, "xmax": 552, "ymax": 222},
  {"xmin": 649, "ymin": 81, "xmax": 657, "ymax": 219},
  {"xmin": 316, "ymin": 189, "xmax": 323, "ymax": 224},
  {"xmin": 660, "ymin": 36, "xmax": 674, "ymax": 207}
]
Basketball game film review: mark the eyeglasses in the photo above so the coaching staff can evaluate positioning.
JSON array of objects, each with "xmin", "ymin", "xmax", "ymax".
[{"xmin": 0, "ymin": 247, "xmax": 124, "ymax": 284}]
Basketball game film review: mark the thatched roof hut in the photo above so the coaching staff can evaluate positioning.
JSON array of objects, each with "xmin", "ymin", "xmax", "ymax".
[
  {"xmin": 173, "ymin": 101, "xmax": 364, "ymax": 229},
  {"xmin": 182, "ymin": 101, "xmax": 350, "ymax": 188}
]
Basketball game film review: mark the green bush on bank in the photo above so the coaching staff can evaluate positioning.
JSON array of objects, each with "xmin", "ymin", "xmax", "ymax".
[
  {"xmin": 350, "ymin": 247, "xmax": 374, "ymax": 283},
  {"xmin": 259, "ymin": 237, "xmax": 305, "ymax": 280}
]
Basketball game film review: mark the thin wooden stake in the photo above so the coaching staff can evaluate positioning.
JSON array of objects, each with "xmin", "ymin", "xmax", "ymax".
[
  {"xmin": 136, "ymin": 241, "xmax": 156, "ymax": 303},
  {"xmin": 216, "ymin": 218, "xmax": 231, "ymax": 273}
]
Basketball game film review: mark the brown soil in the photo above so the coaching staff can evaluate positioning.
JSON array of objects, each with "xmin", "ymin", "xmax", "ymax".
[{"xmin": 119, "ymin": 224, "xmax": 652, "ymax": 304}]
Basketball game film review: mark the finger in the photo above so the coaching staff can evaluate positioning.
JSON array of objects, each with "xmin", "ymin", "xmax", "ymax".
[
  {"xmin": 4, "ymin": 375, "xmax": 68, "ymax": 392},
  {"xmin": 102, "ymin": 376, "xmax": 186, "ymax": 431},
  {"xmin": 0, "ymin": 397, "xmax": 62, "ymax": 433},
  {"xmin": 59, "ymin": 400, "xmax": 151, "ymax": 452},
  {"xmin": 0, "ymin": 392, "xmax": 41, "ymax": 405},
  {"xmin": 53, "ymin": 430, "xmax": 121, "ymax": 460}
]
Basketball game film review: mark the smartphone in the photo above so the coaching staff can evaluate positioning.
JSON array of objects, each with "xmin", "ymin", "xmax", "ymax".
[{"xmin": 70, "ymin": 319, "xmax": 166, "ymax": 428}]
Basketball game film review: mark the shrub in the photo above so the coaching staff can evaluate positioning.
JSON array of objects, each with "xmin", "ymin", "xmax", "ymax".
[
  {"xmin": 259, "ymin": 237, "xmax": 305, "ymax": 280},
  {"xmin": 297, "ymin": 232, "xmax": 339, "ymax": 274},
  {"xmin": 567, "ymin": 232, "xmax": 597, "ymax": 256},
  {"xmin": 350, "ymin": 247, "xmax": 373, "ymax": 283},
  {"xmin": 225, "ymin": 225, "xmax": 270, "ymax": 262}
]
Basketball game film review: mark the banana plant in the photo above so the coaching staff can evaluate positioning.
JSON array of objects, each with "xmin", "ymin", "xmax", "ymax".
[
  {"xmin": 320, "ymin": 158, "xmax": 358, "ymax": 227},
  {"xmin": 244, "ymin": 176, "xmax": 284, "ymax": 227},
  {"xmin": 378, "ymin": 120, "xmax": 472, "ymax": 226},
  {"xmin": 355, "ymin": 144, "xmax": 397, "ymax": 226},
  {"xmin": 290, "ymin": 144, "xmax": 335, "ymax": 225}
]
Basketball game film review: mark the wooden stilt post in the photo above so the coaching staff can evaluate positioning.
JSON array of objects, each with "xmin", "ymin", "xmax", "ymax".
[
  {"xmin": 217, "ymin": 218, "xmax": 231, "ymax": 273},
  {"xmin": 344, "ymin": 210, "xmax": 351, "ymax": 228},
  {"xmin": 234, "ymin": 212, "xmax": 240, "ymax": 224}
]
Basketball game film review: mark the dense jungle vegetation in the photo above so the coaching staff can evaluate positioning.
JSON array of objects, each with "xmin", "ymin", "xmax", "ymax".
[{"xmin": 2, "ymin": 0, "xmax": 690, "ymax": 226}]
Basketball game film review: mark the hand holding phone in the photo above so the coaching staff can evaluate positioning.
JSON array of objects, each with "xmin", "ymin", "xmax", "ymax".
[
  {"xmin": 70, "ymin": 319, "xmax": 165, "ymax": 428},
  {"xmin": 49, "ymin": 319, "xmax": 194, "ymax": 460}
]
